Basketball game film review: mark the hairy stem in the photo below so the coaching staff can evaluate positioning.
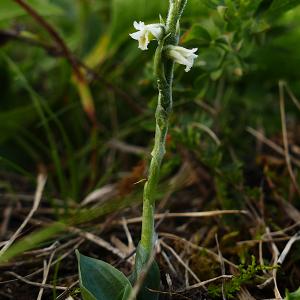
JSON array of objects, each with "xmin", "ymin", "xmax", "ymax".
[
  {"xmin": 140, "ymin": 78, "xmax": 171, "ymax": 252},
  {"xmin": 140, "ymin": 0, "xmax": 188, "ymax": 256}
]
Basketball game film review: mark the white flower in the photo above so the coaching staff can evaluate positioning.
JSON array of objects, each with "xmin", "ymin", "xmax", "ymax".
[
  {"xmin": 129, "ymin": 21, "xmax": 164, "ymax": 50},
  {"xmin": 166, "ymin": 45, "xmax": 198, "ymax": 72}
]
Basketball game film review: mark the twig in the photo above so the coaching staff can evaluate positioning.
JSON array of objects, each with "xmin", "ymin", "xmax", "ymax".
[
  {"xmin": 279, "ymin": 80, "xmax": 300, "ymax": 197},
  {"xmin": 7, "ymin": 271, "xmax": 66, "ymax": 290},
  {"xmin": 192, "ymin": 122, "xmax": 221, "ymax": 146},
  {"xmin": 146, "ymin": 288, "xmax": 191, "ymax": 299},
  {"xmin": 0, "ymin": 238, "xmax": 83, "ymax": 285},
  {"xmin": 122, "ymin": 218, "xmax": 134, "ymax": 252},
  {"xmin": 265, "ymin": 227, "xmax": 282, "ymax": 299},
  {"xmin": 177, "ymin": 275, "xmax": 233, "ymax": 292},
  {"xmin": 282, "ymin": 81, "xmax": 300, "ymax": 111},
  {"xmin": 184, "ymin": 259, "xmax": 189, "ymax": 288},
  {"xmin": 160, "ymin": 240, "xmax": 203, "ymax": 288},
  {"xmin": 237, "ymin": 236, "xmax": 296, "ymax": 246},
  {"xmin": 55, "ymin": 280, "xmax": 79, "ymax": 300},
  {"xmin": 161, "ymin": 250, "xmax": 177, "ymax": 276},
  {"xmin": 238, "ymin": 287, "xmax": 256, "ymax": 300},
  {"xmin": 67, "ymin": 226, "xmax": 129, "ymax": 261},
  {"xmin": 277, "ymin": 232, "xmax": 300, "ymax": 265},
  {"xmin": 273, "ymin": 193, "xmax": 300, "ymax": 223},
  {"xmin": 13, "ymin": 0, "xmax": 82, "ymax": 80},
  {"xmin": 165, "ymin": 273, "xmax": 174, "ymax": 294},
  {"xmin": 26, "ymin": 242, "xmax": 60, "ymax": 257},
  {"xmin": 108, "ymin": 139, "xmax": 147, "ymax": 155},
  {"xmin": 195, "ymin": 99, "xmax": 218, "ymax": 116},
  {"xmin": 0, "ymin": 29, "xmax": 61, "ymax": 56},
  {"xmin": 269, "ymin": 221, "xmax": 300, "ymax": 236},
  {"xmin": 246, "ymin": 127, "xmax": 300, "ymax": 168},
  {"xmin": 215, "ymin": 234, "xmax": 226, "ymax": 300},
  {"xmin": 0, "ymin": 28, "xmax": 143, "ymax": 115},
  {"xmin": 0, "ymin": 204, "xmax": 12, "ymax": 239},
  {"xmin": 12, "ymin": 0, "xmax": 102, "ymax": 124},
  {"xmin": 37, "ymin": 246, "xmax": 57, "ymax": 300},
  {"xmin": 81, "ymin": 184, "xmax": 117, "ymax": 206},
  {"xmin": 118, "ymin": 210, "xmax": 248, "ymax": 224},
  {"xmin": 0, "ymin": 174, "xmax": 47, "ymax": 258},
  {"xmin": 159, "ymin": 232, "xmax": 238, "ymax": 269}
]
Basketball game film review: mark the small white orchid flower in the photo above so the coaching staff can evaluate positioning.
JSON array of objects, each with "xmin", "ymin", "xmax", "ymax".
[
  {"xmin": 129, "ymin": 21, "xmax": 164, "ymax": 50},
  {"xmin": 166, "ymin": 45, "xmax": 198, "ymax": 72}
]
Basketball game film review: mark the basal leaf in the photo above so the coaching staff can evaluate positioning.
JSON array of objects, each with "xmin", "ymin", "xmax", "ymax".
[
  {"xmin": 76, "ymin": 251, "xmax": 132, "ymax": 300},
  {"xmin": 130, "ymin": 243, "xmax": 160, "ymax": 300},
  {"xmin": 81, "ymin": 286, "xmax": 97, "ymax": 300}
]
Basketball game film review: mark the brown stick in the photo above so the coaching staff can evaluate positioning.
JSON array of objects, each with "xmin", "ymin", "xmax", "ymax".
[
  {"xmin": 0, "ymin": 29, "xmax": 143, "ymax": 115},
  {"xmin": 13, "ymin": 0, "xmax": 83, "ymax": 81}
]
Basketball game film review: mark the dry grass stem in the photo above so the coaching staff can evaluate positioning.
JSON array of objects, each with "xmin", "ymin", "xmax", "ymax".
[
  {"xmin": 215, "ymin": 234, "xmax": 226, "ymax": 300},
  {"xmin": 264, "ymin": 227, "xmax": 282, "ymax": 299},
  {"xmin": 119, "ymin": 210, "xmax": 248, "ymax": 225},
  {"xmin": 122, "ymin": 217, "xmax": 135, "ymax": 252},
  {"xmin": 247, "ymin": 127, "xmax": 300, "ymax": 168},
  {"xmin": 7, "ymin": 271, "xmax": 66, "ymax": 290},
  {"xmin": 37, "ymin": 246, "xmax": 57, "ymax": 300},
  {"xmin": 159, "ymin": 232, "xmax": 238, "ymax": 269},
  {"xmin": 191, "ymin": 122, "xmax": 221, "ymax": 146},
  {"xmin": 0, "ymin": 174, "xmax": 47, "ymax": 258},
  {"xmin": 277, "ymin": 233, "xmax": 300, "ymax": 265},
  {"xmin": 0, "ymin": 205, "xmax": 12, "ymax": 239},
  {"xmin": 67, "ymin": 226, "xmax": 128, "ymax": 260},
  {"xmin": 283, "ymin": 81, "xmax": 300, "ymax": 111},
  {"xmin": 178, "ymin": 275, "xmax": 233, "ymax": 292},
  {"xmin": 279, "ymin": 81, "xmax": 300, "ymax": 197},
  {"xmin": 160, "ymin": 240, "xmax": 203, "ymax": 288}
]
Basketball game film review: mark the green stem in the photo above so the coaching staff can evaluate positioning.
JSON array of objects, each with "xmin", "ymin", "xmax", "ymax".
[
  {"xmin": 140, "ymin": 78, "xmax": 171, "ymax": 253},
  {"xmin": 140, "ymin": 0, "xmax": 188, "ymax": 256}
]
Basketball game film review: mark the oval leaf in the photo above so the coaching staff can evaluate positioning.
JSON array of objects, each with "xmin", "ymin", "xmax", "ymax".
[
  {"xmin": 76, "ymin": 250, "xmax": 132, "ymax": 300},
  {"xmin": 130, "ymin": 243, "xmax": 160, "ymax": 300}
]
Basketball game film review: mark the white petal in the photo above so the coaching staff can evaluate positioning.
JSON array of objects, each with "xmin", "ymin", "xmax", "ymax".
[
  {"xmin": 138, "ymin": 31, "xmax": 149, "ymax": 50},
  {"xmin": 133, "ymin": 21, "xmax": 145, "ymax": 30},
  {"xmin": 169, "ymin": 50, "xmax": 189, "ymax": 66},
  {"xmin": 129, "ymin": 31, "xmax": 143, "ymax": 40},
  {"xmin": 167, "ymin": 45, "xmax": 198, "ymax": 72},
  {"xmin": 130, "ymin": 22, "xmax": 164, "ymax": 50},
  {"xmin": 147, "ymin": 25, "xmax": 163, "ymax": 39}
]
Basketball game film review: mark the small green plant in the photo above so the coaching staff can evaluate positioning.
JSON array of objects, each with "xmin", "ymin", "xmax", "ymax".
[
  {"xmin": 76, "ymin": 1, "xmax": 198, "ymax": 299},
  {"xmin": 285, "ymin": 287, "xmax": 300, "ymax": 300},
  {"xmin": 208, "ymin": 256, "xmax": 274, "ymax": 299}
]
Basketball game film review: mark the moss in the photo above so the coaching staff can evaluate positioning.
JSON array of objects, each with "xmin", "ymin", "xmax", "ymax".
[{"xmin": 208, "ymin": 256, "xmax": 274, "ymax": 299}]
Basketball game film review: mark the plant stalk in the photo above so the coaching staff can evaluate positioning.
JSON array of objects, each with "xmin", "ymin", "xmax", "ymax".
[
  {"xmin": 140, "ymin": 77, "xmax": 171, "ymax": 253},
  {"xmin": 140, "ymin": 0, "xmax": 188, "ymax": 256}
]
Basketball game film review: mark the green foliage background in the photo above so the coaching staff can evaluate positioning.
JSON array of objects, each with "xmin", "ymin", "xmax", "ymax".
[
  {"xmin": 1, "ymin": 0, "xmax": 300, "ymax": 298},
  {"xmin": 1, "ymin": 0, "xmax": 300, "ymax": 199}
]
